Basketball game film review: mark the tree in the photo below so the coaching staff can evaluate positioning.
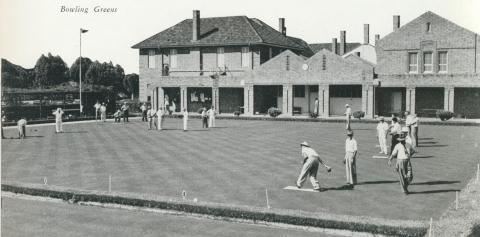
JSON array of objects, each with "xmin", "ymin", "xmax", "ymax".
[
  {"xmin": 123, "ymin": 73, "xmax": 139, "ymax": 99},
  {"xmin": 1, "ymin": 59, "xmax": 34, "ymax": 88},
  {"xmin": 69, "ymin": 57, "xmax": 92, "ymax": 82},
  {"xmin": 33, "ymin": 53, "xmax": 69, "ymax": 87},
  {"xmin": 85, "ymin": 61, "xmax": 124, "ymax": 91}
]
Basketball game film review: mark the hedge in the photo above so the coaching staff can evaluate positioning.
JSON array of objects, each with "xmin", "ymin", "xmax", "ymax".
[{"xmin": 1, "ymin": 182, "xmax": 427, "ymax": 237}]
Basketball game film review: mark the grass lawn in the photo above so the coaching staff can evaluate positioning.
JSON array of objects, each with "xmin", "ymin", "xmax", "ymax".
[{"xmin": 2, "ymin": 118, "xmax": 479, "ymax": 221}]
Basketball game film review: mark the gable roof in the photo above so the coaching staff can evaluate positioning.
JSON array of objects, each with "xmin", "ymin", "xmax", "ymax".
[
  {"xmin": 378, "ymin": 11, "xmax": 478, "ymax": 50},
  {"xmin": 132, "ymin": 16, "xmax": 307, "ymax": 52},
  {"xmin": 309, "ymin": 42, "xmax": 361, "ymax": 54}
]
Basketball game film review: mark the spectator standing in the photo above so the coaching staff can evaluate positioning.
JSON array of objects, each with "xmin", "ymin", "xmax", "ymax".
[
  {"xmin": 411, "ymin": 114, "xmax": 419, "ymax": 147},
  {"xmin": 376, "ymin": 117, "xmax": 389, "ymax": 155},
  {"xmin": 296, "ymin": 141, "xmax": 332, "ymax": 191},
  {"xmin": 201, "ymin": 107, "xmax": 208, "ymax": 128},
  {"xmin": 405, "ymin": 111, "xmax": 413, "ymax": 137},
  {"xmin": 94, "ymin": 101, "xmax": 101, "ymax": 120},
  {"xmin": 170, "ymin": 100, "xmax": 176, "ymax": 115},
  {"xmin": 53, "ymin": 108, "xmax": 64, "ymax": 133},
  {"xmin": 156, "ymin": 107, "xmax": 164, "ymax": 130},
  {"xmin": 345, "ymin": 104, "xmax": 352, "ymax": 130},
  {"xmin": 140, "ymin": 103, "xmax": 147, "ymax": 122},
  {"xmin": 208, "ymin": 106, "xmax": 216, "ymax": 128},
  {"xmin": 314, "ymin": 98, "xmax": 319, "ymax": 116},
  {"xmin": 147, "ymin": 106, "xmax": 155, "ymax": 130},
  {"xmin": 121, "ymin": 102, "xmax": 129, "ymax": 122},
  {"xmin": 17, "ymin": 117, "xmax": 27, "ymax": 139},
  {"xmin": 183, "ymin": 108, "xmax": 188, "ymax": 131},
  {"xmin": 100, "ymin": 103, "xmax": 107, "ymax": 122},
  {"xmin": 389, "ymin": 117, "xmax": 402, "ymax": 154},
  {"xmin": 344, "ymin": 130, "xmax": 358, "ymax": 187},
  {"xmin": 1, "ymin": 111, "xmax": 6, "ymax": 139}
]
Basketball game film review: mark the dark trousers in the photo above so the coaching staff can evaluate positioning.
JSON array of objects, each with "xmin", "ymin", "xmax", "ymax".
[
  {"xmin": 414, "ymin": 127, "xmax": 418, "ymax": 146},
  {"xmin": 202, "ymin": 117, "xmax": 208, "ymax": 128},
  {"xmin": 123, "ymin": 111, "xmax": 129, "ymax": 122},
  {"xmin": 142, "ymin": 111, "xmax": 147, "ymax": 121},
  {"xmin": 115, "ymin": 117, "xmax": 120, "ymax": 123},
  {"xmin": 390, "ymin": 134, "xmax": 399, "ymax": 154}
]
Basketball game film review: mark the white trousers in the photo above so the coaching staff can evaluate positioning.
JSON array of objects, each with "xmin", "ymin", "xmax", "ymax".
[
  {"xmin": 157, "ymin": 116, "xmax": 163, "ymax": 130},
  {"xmin": 378, "ymin": 134, "xmax": 388, "ymax": 154},
  {"xmin": 183, "ymin": 118, "xmax": 188, "ymax": 131},
  {"xmin": 55, "ymin": 120, "xmax": 63, "ymax": 132}
]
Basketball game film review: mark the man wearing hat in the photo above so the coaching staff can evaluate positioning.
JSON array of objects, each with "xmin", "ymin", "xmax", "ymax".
[
  {"xmin": 296, "ymin": 141, "xmax": 332, "ymax": 191},
  {"xmin": 344, "ymin": 130, "xmax": 358, "ymax": 187},
  {"xmin": 344, "ymin": 104, "xmax": 352, "ymax": 130},
  {"xmin": 388, "ymin": 133, "xmax": 413, "ymax": 194},
  {"xmin": 376, "ymin": 117, "xmax": 389, "ymax": 155}
]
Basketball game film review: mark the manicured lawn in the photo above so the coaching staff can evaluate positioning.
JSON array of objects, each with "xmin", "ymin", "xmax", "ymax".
[
  {"xmin": 2, "ymin": 118, "xmax": 479, "ymax": 221},
  {"xmin": 2, "ymin": 197, "xmax": 334, "ymax": 237}
]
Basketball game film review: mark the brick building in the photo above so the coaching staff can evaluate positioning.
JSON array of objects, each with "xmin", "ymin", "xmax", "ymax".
[
  {"xmin": 133, "ymin": 10, "xmax": 480, "ymax": 118},
  {"xmin": 132, "ymin": 10, "xmax": 375, "ymax": 117},
  {"xmin": 376, "ymin": 11, "xmax": 480, "ymax": 118}
]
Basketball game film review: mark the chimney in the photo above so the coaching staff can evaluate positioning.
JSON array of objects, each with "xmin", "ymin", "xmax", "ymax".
[
  {"xmin": 393, "ymin": 15, "xmax": 400, "ymax": 31},
  {"xmin": 375, "ymin": 34, "xmax": 380, "ymax": 46},
  {"xmin": 331, "ymin": 38, "xmax": 338, "ymax": 54},
  {"xmin": 340, "ymin": 31, "xmax": 346, "ymax": 55},
  {"xmin": 192, "ymin": 10, "xmax": 200, "ymax": 41},
  {"xmin": 363, "ymin": 24, "xmax": 369, "ymax": 45},
  {"xmin": 279, "ymin": 18, "xmax": 286, "ymax": 35}
]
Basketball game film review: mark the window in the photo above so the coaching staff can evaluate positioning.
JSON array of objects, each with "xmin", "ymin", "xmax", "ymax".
[
  {"xmin": 408, "ymin": 52, "xmax": 418, "ymax": 73},
  {"xmin": 148, "ymin": 49, "xmax": 155, "ymax": 68},
  {"xmin": 217, "ymin": 47, "xmax": 225, "ymax": 68},
  {"xmin": 438, "ymin": 52, "xmax": 448, "ymax": 73},
  {"xmin": 241, "ymin": 47, "xmax": 249, "ymax": 67},
  {"xmin": 423, "ymin": 52, "xmax": 433, "ymax": 73},
  {"xmin": 426, "ymin": 22, "xmax": 431, "ymax": 32},
  {"xmin": 169, "ymin": 49, "xmax": 177, "ymax": 68},
  {"xmin": 294, "ymin": 85, "xmax": 305, "ymax": 97},
  {"xmin": 322, "ymin": 55, "xmax": 326, "ymax": 70}
]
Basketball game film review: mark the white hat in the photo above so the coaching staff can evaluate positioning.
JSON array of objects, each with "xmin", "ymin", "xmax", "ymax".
[
  {"xmin": 345, "ymin": 104, "xmax": 350, "ymax": 107},
  {"xmin": 300, "ymin": 141, "xmax": 310, "ymax": 147},
  {"xmin": 401, "ymin": 127, "xmax": 409, "ymax": 133}
]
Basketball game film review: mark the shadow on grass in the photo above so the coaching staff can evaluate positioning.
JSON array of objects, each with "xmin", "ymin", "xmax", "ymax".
[
  {"xmin": 418, "ymin": 141, "xmax": 437, "ymax": 144},
  {"xmin": 408, "ymin": 189, "xmax": 460, "ymax": 195},
  {"xmin": 419, "ymin": 138, "xmax": 434, "ymax": 140},
  {"xmin": 61, "ymin": 131, "xmax": 88, "ymax": 134},
  {"xmin": 418, "ymin": 144, "xmax": 447, "ymax": 148},
  {"xmin": 413, "ymin": 155, "xmax": 435, "ymax": 159},
  {"xmin": 411, "ymin": 180, "xmax": 460, "ymax": 185},
  {"xmin": 355, "ymin": 180, "xmax": 398, "ymax": 185}
]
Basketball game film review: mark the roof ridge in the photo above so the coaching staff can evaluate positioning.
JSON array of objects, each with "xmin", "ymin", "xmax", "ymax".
[{"xmin": 244, "ymin": 17, "xmax": 266, "ymax": 43}]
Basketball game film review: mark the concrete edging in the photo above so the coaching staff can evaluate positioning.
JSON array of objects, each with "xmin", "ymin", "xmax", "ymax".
[{"xmin": 1, "ymin": 181, "xmax": 427, "ymax": 237}]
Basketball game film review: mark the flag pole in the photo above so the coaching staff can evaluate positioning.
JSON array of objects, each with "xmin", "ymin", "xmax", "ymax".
[{"xmin": 79, "ymin": 29, "xmax": 82, "ymax": 115}]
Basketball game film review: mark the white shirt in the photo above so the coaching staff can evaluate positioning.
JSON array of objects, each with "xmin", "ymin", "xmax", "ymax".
[
  {"xmin": 412, "ymin": 117, "xmax": 419, "ymax": 127},
  {"xmin": 405, "ymin": 135, "xmax": 413, "ymax": 146},
  {"xmin": 405, "ymin": 115, "xmax": 413, "ymax": 126},
  {"xmin": 147, "ymin": 109, "xmax": 155, "ymax": 118},
  {"xmin": 345, "ymin": 138, "xmax": 358, "ymax": 152},
  {"xmin": 301, "ymin": 146, "xmax": 319, "ymax": 160},
  {"xmin": 157, "ymin": 109, "xmax": 163, "ymax": 117},
  {"xmin": 390, "ymin": 122, "xmax": 401, "ymax": 135},
  {"xmin": 94, "ymin": 103, "xmax": 101, "ymax": 110},
  {"xmin": 100, "ymin": 106, "xmax": 107, "ymax": 113},
  {"xmin": 377, "ymin": 122, "xmax": 389, "ymax": 136},
  {"xmin": 53, "ymin": 111, "xmax": 63, "ymax": 121},
  {"xmin": 345, "ymin": 108, "xmax": 352, "ymax": 116},
  {"xmin": 140, "ymin": 105, "xmax": 146, "ymax": 111},
  {"xmin": 17, "ymin": 119, "xmax": 27, "ymax": 126},
  {"xmin": 201, "ymin": 110, "xmax": 206, "ymax": 117},
  {"xmin": 391, "ymin": 143, "xmax": 410, "ymax": 160},
  {"xmin": 183, "ymin": 111, "xmax": 189, "ymax": 120},
  {"xmin": 208, "ymin": 109, "xmax": 215, "ymax": 117}
]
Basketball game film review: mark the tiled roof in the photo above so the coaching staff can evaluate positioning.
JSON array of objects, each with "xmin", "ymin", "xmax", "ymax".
[
  {"xmin": 132, "ymin": 16, "xmax": 305, "ymax": 51},
  {"xmin": 309, "ymin": 42, "xmax": 361, "ymax": 54},
  {"xmin": 286, "ymin": 36, "xmax": 314, "ymax": 57}
]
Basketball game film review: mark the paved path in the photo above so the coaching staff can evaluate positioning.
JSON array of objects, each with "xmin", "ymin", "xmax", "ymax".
[{"xmin": 2, "ymin": 119, "xmax": 479, "ymax": 221}]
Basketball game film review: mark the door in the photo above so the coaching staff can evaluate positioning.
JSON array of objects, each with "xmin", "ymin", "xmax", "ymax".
[{"xmin": 392, "ymin": 92, "xmax": 402, "ymax": 112}]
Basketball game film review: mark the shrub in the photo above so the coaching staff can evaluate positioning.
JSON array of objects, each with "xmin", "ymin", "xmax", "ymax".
[
  {"xmin": 233, "ymin": 111, "xmax": 241, "ymax": 117},
  {"xmin": 353, "ymin": 111, "xmax": 365, "ymax": 119},
  {"xmin": 436, "ymin": 110, "xmax": 454, "ymax": 121},
  {"xmin": 267, "ymin": 107, "xmax": 282, "ymax": 117},
  {"xmin": 310, "ymin": 112, "xmax": 319, "ymax": 118}
]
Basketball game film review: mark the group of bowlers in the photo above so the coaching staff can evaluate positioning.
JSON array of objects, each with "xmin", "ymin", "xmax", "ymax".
[
  {"xmin": 296, "ymin": 110, "xmax": 419, "ymax": 195},
  {"xmin": 142, "ymin": 104, "xmax": 216, "ymax": 132}
]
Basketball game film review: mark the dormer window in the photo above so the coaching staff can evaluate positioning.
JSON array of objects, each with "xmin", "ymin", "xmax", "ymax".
[{"xmin": 426, "ymin": 22, "xmax": 431, "ymax": 32}]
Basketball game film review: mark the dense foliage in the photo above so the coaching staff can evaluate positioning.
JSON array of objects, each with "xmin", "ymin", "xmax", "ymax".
[
  {"xmin": 267, "ymin": 107, "xmax": 282, "ymax": 117},
  {"xmin": 436, "ymin": 110, "xmax": 454, "ymax": 121},
  {"xmin": 353, "ymin": 111, "xmax": 365, "ymax": 119},
  {"xmin": 2, "ymin": 54, "xmax": 138, "ymax": 99}
]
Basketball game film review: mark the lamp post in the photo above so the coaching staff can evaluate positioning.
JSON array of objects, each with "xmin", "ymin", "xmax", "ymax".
[{"xmin": 79, "ymin": 28, "xmax": 88, "ymax": 115}]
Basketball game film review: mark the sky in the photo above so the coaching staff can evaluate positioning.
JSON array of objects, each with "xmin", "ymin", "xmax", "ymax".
[{"xmin": 1, "ymin": 0, "xmax": 479, "ymax": 74}]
